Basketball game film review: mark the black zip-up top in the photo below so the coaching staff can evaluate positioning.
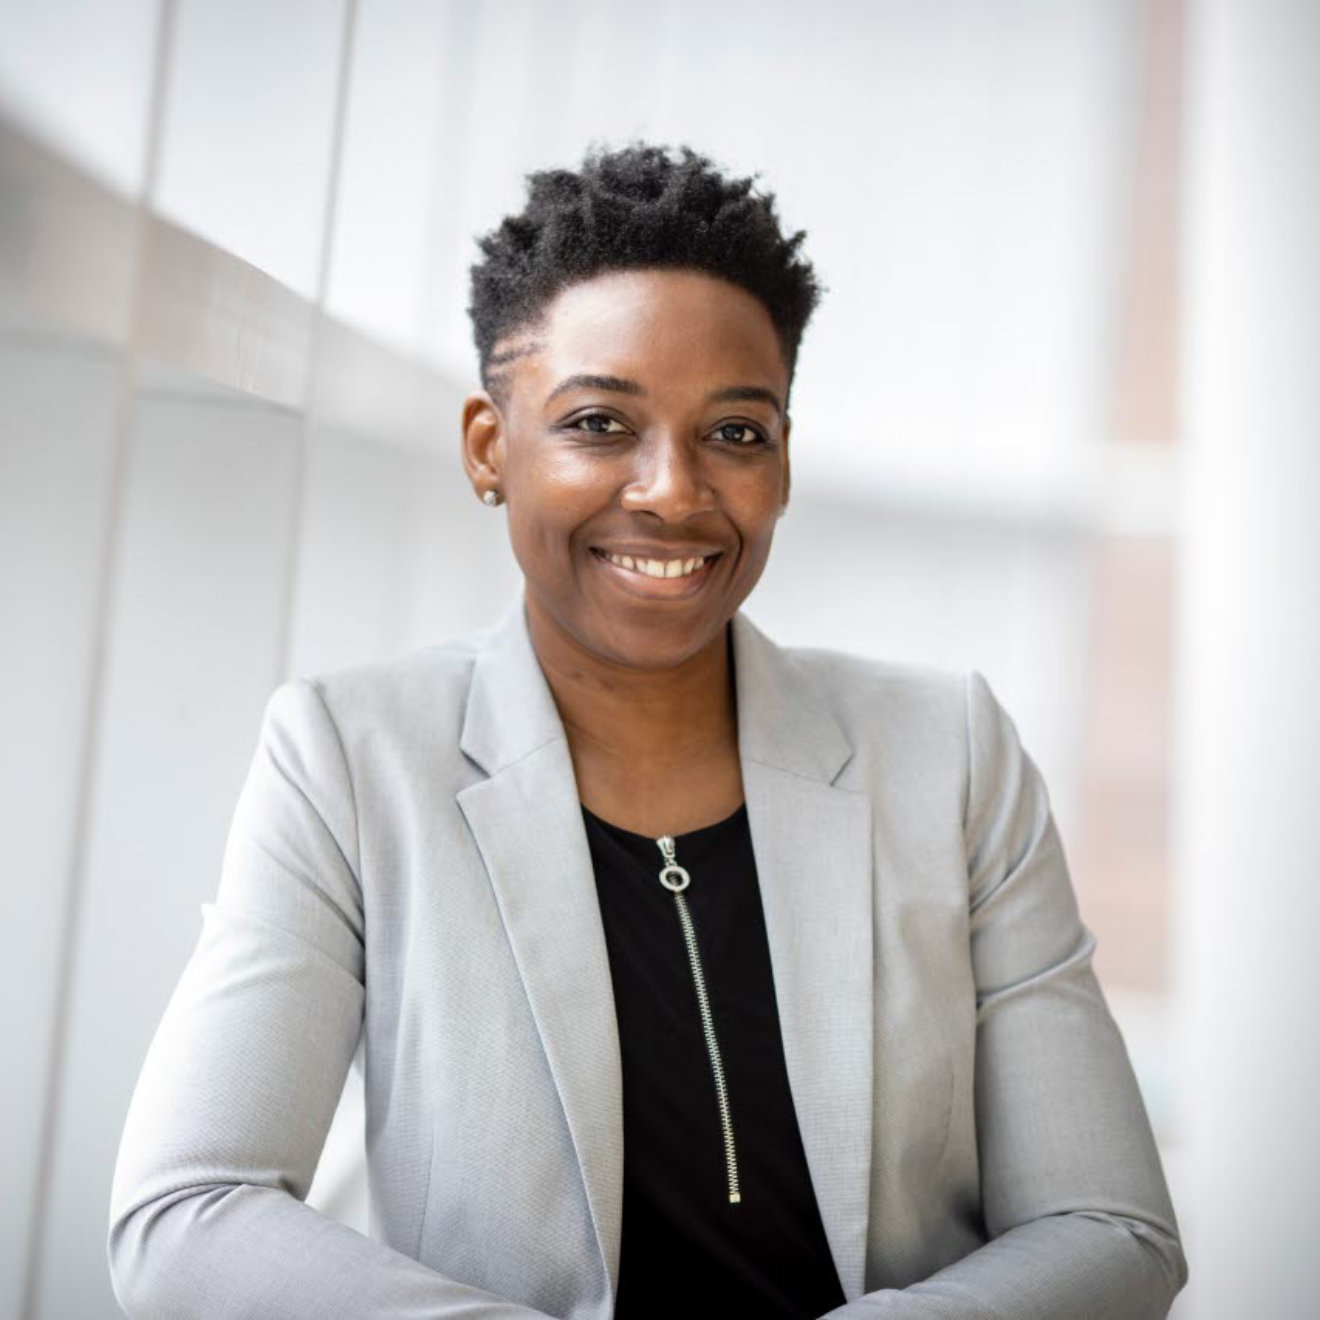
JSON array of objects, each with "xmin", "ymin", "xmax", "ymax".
[{"xmin": 582, "ymin": 802, "xmax": 847, "ymax": 1319}]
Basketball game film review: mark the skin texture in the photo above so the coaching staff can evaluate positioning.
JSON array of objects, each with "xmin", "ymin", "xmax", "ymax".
[{"xmin": 461, "ymin": 268, "xmax": 793, "ymax": 837}]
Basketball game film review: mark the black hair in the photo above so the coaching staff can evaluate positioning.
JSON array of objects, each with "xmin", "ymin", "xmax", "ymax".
[{"xmin": 467, "ymin": 141, "xmax": 824, "ymax": 406}]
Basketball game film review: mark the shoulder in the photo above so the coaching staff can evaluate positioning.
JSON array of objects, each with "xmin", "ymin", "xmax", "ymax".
[
  {"xmin": 261, "ymin": 621, "xmax": 494, "ymax": 757},
  {"xmin": 779, "ymin": 638, "xmax": 971, "ymax": 740},
  {"xmin": 762, "ymin": 635, "xmax": 1028, "ymax": 800},
  {"xmin": 309, "ymin": 626, "xmax": 487, "ymax": 709},
  {"xmin": 767, "ymin": 640, "xmax": 1041, "ymax": 872}
]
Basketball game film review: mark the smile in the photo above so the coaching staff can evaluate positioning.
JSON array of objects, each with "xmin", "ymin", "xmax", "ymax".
[
  {"xmin": 595, "ymin": 550, "xmax": 716, "ymax": 579},
  {"xmin": 588, "ymin": 546, "xmax": 723, "ymax": 597}
]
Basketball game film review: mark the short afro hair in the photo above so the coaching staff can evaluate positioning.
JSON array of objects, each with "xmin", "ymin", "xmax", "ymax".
[{"xmin": 467, "ymin": 141, "xmax": 823, "ymax": 406}]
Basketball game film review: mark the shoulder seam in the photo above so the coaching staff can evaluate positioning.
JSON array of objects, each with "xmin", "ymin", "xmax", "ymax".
[
  {"xmin": 301, "ymin": 676, "xmax": 363, "ymax": 887},
  {"xmin": 962, "ymin": 670, "xmax": 975, "ymax": 837}
]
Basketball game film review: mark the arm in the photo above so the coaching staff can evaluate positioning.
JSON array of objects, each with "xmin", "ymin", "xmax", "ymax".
[
  {"xmin": 823, "ymin": 671, "xmax": 1187, "ymax": 1319},
  {"xmin": 107, "ymin": 679, "xmax": 550, "ymax": 1318}
]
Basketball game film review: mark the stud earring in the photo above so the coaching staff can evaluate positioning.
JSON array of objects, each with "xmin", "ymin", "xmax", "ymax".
[{"xmin": 482, "ymin": 489, "xmax": 501, "ymax": 507}]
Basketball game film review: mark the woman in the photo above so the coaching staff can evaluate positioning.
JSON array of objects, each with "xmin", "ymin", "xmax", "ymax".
[{"xmin": 108, "ymin": 144, "xmax": 1187, "ymax": 1318}]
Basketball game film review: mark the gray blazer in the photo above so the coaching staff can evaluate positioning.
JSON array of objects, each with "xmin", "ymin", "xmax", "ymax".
[{"xmin": 108, "ymin": 593, "xmax": 1187, "ymax": 1318}]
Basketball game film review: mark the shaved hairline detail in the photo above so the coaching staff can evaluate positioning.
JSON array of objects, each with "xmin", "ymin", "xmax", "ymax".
[{"xmin": 487, "ymin": 339, "xmax": 544, "ymax": 369}]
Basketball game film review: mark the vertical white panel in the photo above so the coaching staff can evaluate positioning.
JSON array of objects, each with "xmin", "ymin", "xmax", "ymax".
[
  {"xmin": 325, "ymin": 0, "xmax": 451, "ymax": 356},
  {"xmin": 397, "ymin": 448, "xmax": 522, "ymax": 646},
  {"xmin": 0, "ymin": 341, "xmax": 122, "ymax": 1320},
  {"xmin": 1175, "ymin": 0, "xmax": 1320, "ymax": 1315},
  {"xmin": 422, "ymin": 0, "xmax": 543, "ymax": 377},
  {"xmin": 36, "ymin": 394, "xmax": 301, "ymax": 1319},
  {"xmin": 287, "ymin": 425, "xmax": 519, "ymax": 678},
  {"xmin": 287, "ymin": 428, "xmax": 426, "ymax": 674},
  {"xmin": 0, "ymin": 0, "xmax": 159, "ymax": 193},
  {"xmin": 154, "ymin": 0, "xmax": 346, "ymax": 296}
]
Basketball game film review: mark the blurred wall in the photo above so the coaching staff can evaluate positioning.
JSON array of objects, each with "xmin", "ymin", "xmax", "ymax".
[
  {"xmin": 0, "ymin": 1, "xmax": 1254, "ymax": 1316},
  {"xmin": 1173, "ymin": 1, "xmax": 1320, "ymax": 1316}
]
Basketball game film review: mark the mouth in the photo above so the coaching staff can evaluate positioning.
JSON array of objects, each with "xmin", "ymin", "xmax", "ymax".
[{"xmin": 588, "ymin": 546, "xmax": 723, "ymax": 597}]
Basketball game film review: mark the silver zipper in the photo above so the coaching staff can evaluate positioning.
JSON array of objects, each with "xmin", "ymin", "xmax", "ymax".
[{"xmin": 655, "ymin": 833, "xmax": 742, "ymax": 1205}]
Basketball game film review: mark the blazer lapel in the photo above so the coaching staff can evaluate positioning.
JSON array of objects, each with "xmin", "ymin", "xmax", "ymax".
[
  {"xmin": 455, "ymin": 597, "xmax": 625, "ymax": 1298},
  {"xmin": 731, "ymin": 612, "xmax": 876, "ymax": 1302},
  {"xmin": 454, "ymin": 596, "xmax": 875, "ymax": 1305}
]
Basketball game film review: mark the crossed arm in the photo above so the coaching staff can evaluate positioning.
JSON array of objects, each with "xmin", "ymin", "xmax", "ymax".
[
  {"xmin": 108, "ymin": 674, "xmax": 1186, "ymax": 1317},
  {"xmin": 107, "ymin": 680, "xmax": 553, "ymax": 1318},
  {"xmin": 820, "ymin": 672, "xmax": 1187, "ymax": 1318}
]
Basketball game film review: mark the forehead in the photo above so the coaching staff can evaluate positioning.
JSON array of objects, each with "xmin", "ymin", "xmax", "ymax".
[{"xmin": 498, "ymin": 269, "xmax": 787, "ymax": 404}]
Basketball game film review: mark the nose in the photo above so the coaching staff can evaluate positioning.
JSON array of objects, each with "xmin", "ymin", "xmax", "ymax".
[{"xmin": 619, "ymin": 433, "xmax": 717, "ymax": 522}]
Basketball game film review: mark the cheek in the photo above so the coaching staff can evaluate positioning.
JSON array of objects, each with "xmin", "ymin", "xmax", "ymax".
[
  {"xmin": 730, "ymin": 476, "xmax": 787, "ymax": 537},
  {"xmin": 506, "ymin": 507, "xmax": 572, "ymax": 570},
  {"xmin": 509, "ymin": 438, "xmax": 611, "ymax": 503},
  {"xmin": 504, "ymin": 454, "xmax": 610, "ymax": 561},
  {"xmin": 728, "ymin": 491, "xmax": 786, "ymax": 578}
]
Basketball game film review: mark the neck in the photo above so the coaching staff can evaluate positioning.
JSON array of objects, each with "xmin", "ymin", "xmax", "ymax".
[{"xmin": 525, "ymin": 605, "xmax": 738, "ymax": 770}]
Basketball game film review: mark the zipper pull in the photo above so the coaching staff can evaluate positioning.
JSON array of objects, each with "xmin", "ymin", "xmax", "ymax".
[{"xmin": 656, "ymin": 835, "xmax": 691, "ymax": 892}]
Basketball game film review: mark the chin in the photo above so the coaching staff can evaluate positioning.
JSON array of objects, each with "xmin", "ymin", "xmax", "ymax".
[{"xmin": 578, "ymin": 606, "xmax": 728, "ymax": 672}]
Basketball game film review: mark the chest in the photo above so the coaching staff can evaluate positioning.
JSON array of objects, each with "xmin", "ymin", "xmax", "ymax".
[{"xmin": 570, "ymin": 739, "xmax": 746, "ymax": 837}]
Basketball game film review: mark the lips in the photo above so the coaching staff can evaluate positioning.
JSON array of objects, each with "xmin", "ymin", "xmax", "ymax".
[
  {"xmin": 588, "ymin": 545, "xmax": 723, "ymax": 597},
  {"xmin": 593, "ymin": 548, "xmax": 717, "ymax": 579}
]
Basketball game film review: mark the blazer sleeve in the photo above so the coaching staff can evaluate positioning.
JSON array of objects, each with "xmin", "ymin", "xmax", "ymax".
[
  {"xmin": 107, "ymin": 678, "xmax": 550, "ymax": 1319},
  {"xmin": 823, "ymin": 670, "xmax": 1187, "ymax": 1319}
]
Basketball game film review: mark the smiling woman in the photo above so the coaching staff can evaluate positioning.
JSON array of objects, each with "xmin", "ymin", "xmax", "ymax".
[
  {"xmin": 465, "ymin": 268, "xmax": 790, "ymax": 675},
  {"xmin": 461, "ymin": 265, "xmax": 796, "ymax": 837},
  {"xmin": 108, "ymin": 144, "xmax": 1187, "ymax": 1320}
]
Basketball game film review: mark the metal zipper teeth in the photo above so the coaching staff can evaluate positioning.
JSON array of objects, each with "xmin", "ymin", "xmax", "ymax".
[{"xmin": 656, "ymin": 836, "xmax": 742, "ymax": 1205}]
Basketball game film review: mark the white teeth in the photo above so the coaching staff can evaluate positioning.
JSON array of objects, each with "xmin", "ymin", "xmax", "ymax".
[{"xmin": 601, "ymin": 551, "xmax": 710, "ymax": 579}]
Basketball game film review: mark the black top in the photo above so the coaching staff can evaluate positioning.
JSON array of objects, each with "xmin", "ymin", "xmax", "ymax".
[{"xmin": 582, "ymin": 802, "xmax": 847, "ymax": 1320}]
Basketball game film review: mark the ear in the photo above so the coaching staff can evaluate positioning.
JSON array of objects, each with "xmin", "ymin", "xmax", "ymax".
[
  {"xmin": 778, "ymin": 413, "xmax": 792, "ymax": 515},
  {"xmin": 461, "ymin": 390, "xmax": 505, "ymax": 502}
]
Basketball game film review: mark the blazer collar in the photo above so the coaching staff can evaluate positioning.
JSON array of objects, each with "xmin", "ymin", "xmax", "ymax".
[
  {"xmin": 455, "ymin": 591, "xmax": 874, "ymax": 1305},
  {"xmin": 457, "ymin": 592, "xmax": 565, "ymax": 776},
  {"xmin": 458, "ymin": 590, "xmax": 855, "ymax": 787}
]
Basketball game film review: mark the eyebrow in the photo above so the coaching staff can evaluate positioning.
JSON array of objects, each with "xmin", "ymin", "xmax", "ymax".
[
  {"xmin": 545, "ymin": 374, "xmax": 783, "ymax": 416},
  {"xmin": 546, "ymin": 373, "xmax": 643, "ymax": 402},
  {"xmin": 710, "ymin": 384, "xmax": 784, "ymax": 415}
]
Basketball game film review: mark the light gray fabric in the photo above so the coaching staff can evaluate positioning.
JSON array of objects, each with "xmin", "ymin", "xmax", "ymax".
[{"xmin": 107, "ymin": 591, "xmax": 1187, "ymax": 1318}]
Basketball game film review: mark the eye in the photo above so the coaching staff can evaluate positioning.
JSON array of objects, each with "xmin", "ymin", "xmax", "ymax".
[
  {"xmin": 567, "ymin": 411, "xmax": 630, "ymax": 435},
  {"xmin": 711, "ymin": 421, "xmax": 767, "ymax": 446}
]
